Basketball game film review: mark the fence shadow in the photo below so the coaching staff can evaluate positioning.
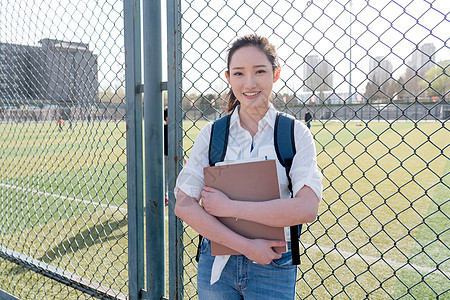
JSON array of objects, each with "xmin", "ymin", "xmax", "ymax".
[{"xmin": 8, "ymin": 216, "xmax": 128, "ymax": 276}]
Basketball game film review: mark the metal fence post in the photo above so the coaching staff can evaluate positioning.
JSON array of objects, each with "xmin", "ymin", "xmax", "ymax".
[
  {"xmin": 167, "ymin": 0, "xmax": 184, "ymax": 299},
  {"xmin": 125, "ymin": 0, "xmax": 145, "ymax": 299},
  {"xmin": 143, "ymin": 0, "xmax": 165, "ymax": 299}
]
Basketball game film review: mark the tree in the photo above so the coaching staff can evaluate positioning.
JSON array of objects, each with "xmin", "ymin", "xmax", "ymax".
[
  {"xmin": 364, "ymin": 80, "xmax": 380, "ymax": 102},
  {"xmin": 403, "ymin": 67, "xmax": 426, "ymax": 99},
  {"xmin": 199, "ymin": 93, "xmax": 217, "ymax": 116},
  {"xmin": 420, "ymin": 61, "xmax": 449, "ymax": 98}
]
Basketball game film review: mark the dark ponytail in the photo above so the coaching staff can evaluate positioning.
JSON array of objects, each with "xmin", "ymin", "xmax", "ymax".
[
  {"xmin": 225, "ymin": 34, "xmax": 280, "ymax": 114},
  {"xmin": 225, "ymin": 89, "xmax": 239, "ymax": 113}
]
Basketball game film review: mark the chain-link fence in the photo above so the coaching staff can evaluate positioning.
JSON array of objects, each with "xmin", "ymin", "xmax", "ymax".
[
  {"xmin": 0, "ymin": 0, "xmax": 128, "ymax": 298},
  {"xmin": 1, "ymin": 0, "xmax": 449, "ymax": 299},
  {"xmin": 172, "ymin": 0, "xmax": 449, "ymax": 299}
]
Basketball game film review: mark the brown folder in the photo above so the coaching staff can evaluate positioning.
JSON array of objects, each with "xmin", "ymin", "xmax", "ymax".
[{"xmin": 203, "ymin": 159, "xmax": 286, "ymax": 256}]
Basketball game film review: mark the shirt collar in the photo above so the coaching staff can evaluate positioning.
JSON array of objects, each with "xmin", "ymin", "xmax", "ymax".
[{"xmin": 229, "ymin": 103, "xmax": 278, "ymax": 130}]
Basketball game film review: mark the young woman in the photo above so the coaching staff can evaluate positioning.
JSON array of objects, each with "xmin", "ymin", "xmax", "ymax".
[{"xmin": 175, "ymin": 34, "xmax": 322, "ymax": 299}]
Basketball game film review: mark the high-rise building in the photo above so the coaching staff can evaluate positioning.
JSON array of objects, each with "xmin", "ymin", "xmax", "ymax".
[
  {"xmin": 409, "ymin": 43, "xmax": 436, "ymax": 76},
  {"xmin": 0, "ymin": 39, "xmax": 98, "ymax": 107},
  {"xmin": 368, "ymin": 56, "xmax": 393, "ymax": 85},
  {"xmin": 303, "ymin": 55, "xmax": 333, "ymax": 94}
]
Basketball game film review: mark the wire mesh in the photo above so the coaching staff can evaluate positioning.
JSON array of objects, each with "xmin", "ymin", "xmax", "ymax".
[
  {"xmin": 175, "ymin": 0, "xmax": 449, "ymax": 299},
  {"xmin": 1, "ymin": 0, "xmax": 448, "ymax": 299},
  {"xmin": 0, "ymin": 0, "xmax": 127, "ymax": 298}
]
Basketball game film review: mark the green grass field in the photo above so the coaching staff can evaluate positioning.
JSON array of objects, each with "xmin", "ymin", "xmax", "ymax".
[
  {"xmin": 0, "ymin": 121, "xmax": 129, "ymax": 298},
  {"xmin": 0, "ymin": 119, "xmax": 449, "ymax": 299}
]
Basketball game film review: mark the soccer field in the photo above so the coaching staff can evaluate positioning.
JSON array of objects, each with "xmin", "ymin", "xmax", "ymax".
[
  {"xmin": 0, "ymin": 120, "xmax": 448, "ymax": 299},
  {"xmin": 0, "ymin": 121, "xmax": 129, "ymax": 298}
]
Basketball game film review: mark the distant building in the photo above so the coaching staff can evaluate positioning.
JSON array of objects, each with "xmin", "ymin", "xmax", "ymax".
[
  {"xmin": 0, "ymin": 43, "xmax": 33, "ymax": 101},
  {"xmin": 409, "ymin": 43, "xmax": 436, "ymax": 76},
  {"xmin": 303, "ymin": 55, "xmax": 333, "ymax": 94},
  {"xmin": 0, "ymin": 39, "xmax": 98, "ymax": 107},
  {"xmin": 368, "ymin": 56, "xmax": 393, "ymax": 85},
  {"xmin": 401, "ymin": 43, "xmax": 437, "ymax": 98}
]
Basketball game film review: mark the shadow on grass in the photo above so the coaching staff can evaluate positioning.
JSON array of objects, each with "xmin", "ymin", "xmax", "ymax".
[{"xmin": 10, "ymin": 216, "xmax": 128, "ymax": 276}]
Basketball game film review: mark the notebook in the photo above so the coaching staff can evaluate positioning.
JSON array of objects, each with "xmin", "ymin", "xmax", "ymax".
[{"xmin": 203, "ymin": 159, "xmax": 286, "ymax": 255}]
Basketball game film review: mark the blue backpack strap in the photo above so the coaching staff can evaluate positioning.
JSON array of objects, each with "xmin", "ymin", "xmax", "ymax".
[
  {"xmin": 196, "ymin": 114, "xmax": 231, "ymax": 262},
  {"xmin": 208, "ymin": 114, "xmax": 231, "ymax": 166},
  {"xmin": 274, "ymin": 112, "xmax": 301, "ymax": 265},
  {"xmin": 274, "ymin": 112, "xmax": 296, "ymax": 189}
]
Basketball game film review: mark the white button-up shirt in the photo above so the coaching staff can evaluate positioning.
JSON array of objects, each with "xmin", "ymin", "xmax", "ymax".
[{"xmin": 175, "ymin": 104, "xmax": 323, "ymax": 203}]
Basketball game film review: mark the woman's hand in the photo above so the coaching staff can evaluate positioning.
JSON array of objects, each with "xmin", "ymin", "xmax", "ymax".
[
  {"xmin": 201, "ymin": 186, "xmax": 234, "ymax": 217},
  {"xmin": 242, "ymin": 239, "xmax": 286, "ymax": 265}
]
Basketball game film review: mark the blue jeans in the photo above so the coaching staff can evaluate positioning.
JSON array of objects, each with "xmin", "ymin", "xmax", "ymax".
[{"xmin": 197, "ymin": 239, "xmax": 297, "ymax": 300}]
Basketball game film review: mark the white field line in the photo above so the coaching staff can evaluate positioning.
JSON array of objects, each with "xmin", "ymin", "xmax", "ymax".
[
  {"xmin": 2, "ymin": 183, "xmax": 447, "ymax": 278},
  {"xmin": 0, "ymin": 183, "xmax": 127, "ymax": 214}
]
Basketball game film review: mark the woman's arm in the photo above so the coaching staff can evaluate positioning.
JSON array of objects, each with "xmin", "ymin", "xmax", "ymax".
[
  {"xmin": 202, "ymin": 119, "xmax": 321, "ymax": 228},
  {"xmin": 201, "ymin": 185, "xmax": 319, "ymax": 227},
  {"xmin": 175, "ymin": 189, "xmax": 287, "ymax": 264}
]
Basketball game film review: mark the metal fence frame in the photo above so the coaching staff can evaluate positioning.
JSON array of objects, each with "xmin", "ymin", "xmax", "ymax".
[{"xmin": 1, "ymin": 0, "xmax": 132, "ymax": 299}]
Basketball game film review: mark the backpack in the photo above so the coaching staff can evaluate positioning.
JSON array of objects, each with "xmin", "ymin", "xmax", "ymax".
[{"xmin": 196, "ymin": 111, "xmax": 302, "ymax": 265}]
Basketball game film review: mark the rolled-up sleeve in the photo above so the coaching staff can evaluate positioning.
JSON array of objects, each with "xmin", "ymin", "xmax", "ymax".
[
  {"xmin": 290, "ymin": 121, "xmax": 323, "ymax": 201},
  {"xmin": 174, "ymin": 122, "xmax": 212, "ymax": 200}
]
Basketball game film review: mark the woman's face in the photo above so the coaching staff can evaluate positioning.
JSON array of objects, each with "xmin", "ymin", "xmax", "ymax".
[{"xmin": 226, "ymin": 46, "xmax": 279, "ymax": 111}]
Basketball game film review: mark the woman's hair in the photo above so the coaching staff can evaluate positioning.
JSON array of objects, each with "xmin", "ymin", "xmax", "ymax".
[{"xmin": 225, "ymin": 34, "xmax": 280, "ymax": 113}]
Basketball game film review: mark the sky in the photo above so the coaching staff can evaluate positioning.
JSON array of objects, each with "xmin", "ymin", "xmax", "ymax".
[
  {"xmin": 179, "ymin": 0, "xmax": 449, "ymax": 95},
  {"xmin": 0, "ymin": 0, "xmax": 448, "ymax": 95},
  {"xmin": 0, "ymin": 0, "xmax": 124, "ymax": 89}
]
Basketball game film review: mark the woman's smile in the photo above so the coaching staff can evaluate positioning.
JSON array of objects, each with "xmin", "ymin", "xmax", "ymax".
[{"xmin": 243, "ymin": 91, "xmax": 261, "ymax": 98}]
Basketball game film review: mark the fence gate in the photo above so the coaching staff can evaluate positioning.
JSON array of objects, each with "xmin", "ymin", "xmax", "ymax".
[
  {"xmin": 0, "ymin": 0, "xmax": 130, "ymax": 298},
  {"xmin": 166, "ymin": 0, "xmax": 449, "ymax": 299}
]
